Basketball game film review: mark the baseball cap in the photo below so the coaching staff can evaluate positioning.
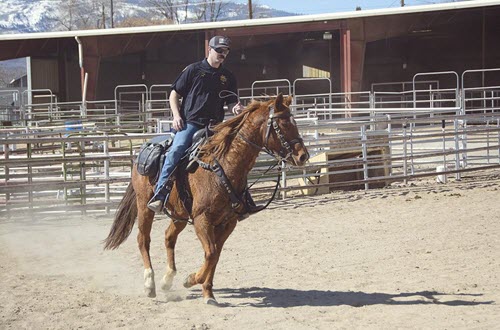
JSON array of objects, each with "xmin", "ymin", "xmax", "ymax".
[{"xmin": 209, "ymin": 36, "xmax": 231, "ymax": 50}]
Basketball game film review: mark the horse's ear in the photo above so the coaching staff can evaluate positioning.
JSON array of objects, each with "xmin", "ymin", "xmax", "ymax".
[
  {"xmin": 274, "ymin": 93, "xmax": 284, "ymax": 111},
  {"xmin": 284, "ymin": 95, "xmax": 293, "ymax": 107}
]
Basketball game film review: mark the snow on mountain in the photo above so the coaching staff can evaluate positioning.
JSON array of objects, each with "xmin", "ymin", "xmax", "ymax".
[
  {"xmin": 0, "ymin": 0, "xmax": 297, "ymax": 34},
  {"xmin": 0, "ymin": 0, "xmax": 57, "ymax": 33}
]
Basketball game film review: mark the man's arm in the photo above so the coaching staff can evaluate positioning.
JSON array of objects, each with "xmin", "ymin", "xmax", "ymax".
[{"xmin": 169, "ymin": 90, "xmax": 184, "ymax": 131}]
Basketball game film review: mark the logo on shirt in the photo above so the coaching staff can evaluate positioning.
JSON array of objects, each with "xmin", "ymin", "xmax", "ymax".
[{"xmin": 220, "ymin": 75, "xmax": 227, "ymax": 85}]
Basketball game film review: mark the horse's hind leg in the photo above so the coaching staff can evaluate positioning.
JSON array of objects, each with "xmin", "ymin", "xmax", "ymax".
[
  {"xmin": 160, "ymin": 219, "xmax": 187, "ymax": 291},
  {"xmin": 137, "ymin": 204, "xmax": 156, "ymax": 298}
]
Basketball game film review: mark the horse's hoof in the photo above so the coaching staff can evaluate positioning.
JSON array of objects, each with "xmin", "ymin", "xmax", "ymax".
[
  {"xmin": 183, "ymin": 274, "xmax": 195, "ymax": 288},
  {"xmin": 204, "ymin": 297, "xmax": 219, "ymax": 306},
  {"xmin": 160, "ymin": 275, "xmax": 174, "ymax": 291},
  {"xmin": 145, "ymin": 287, "xmax": 156, "ymax": 298},
  {"xmin": 143, "ymin": 268, "xmax": 156, "ymax": 298}
]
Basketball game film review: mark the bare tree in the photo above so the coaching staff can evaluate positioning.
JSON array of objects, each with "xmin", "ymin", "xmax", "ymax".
[
  {"xmin": 193, "ymin": 0, "xmax": 207, "ymax": 21},
  {"xmin": 116, "ymin": 17, "xmax": 172, "ymax": 27},
  {"xmin": 207, "ymin": 0, "xmax": 228, "ymax": 22},
  {"xmin": 146, "ymin": 0, "xmax": 180, "ymax": 23},
  {"xmin": 53, "ymin": 0, "xmax": 78, "ymax": 31},
  {"xmin": 52, "ymin": 0, "xmax": 99, "ymax": 30},
  {"xmin": 193, "ymin": 0, "xmax": 229, "ymax": 22},
  {"xmin": 53, "ymin": 0, "xmax": 123, "ymax": 31},
  {"xmin": 146, "ymin": 0, "xmax": 230, "ymax": 24},
  {"xmin": 179, "ymin": 0, "xmax": 191, "ymax": 23}
]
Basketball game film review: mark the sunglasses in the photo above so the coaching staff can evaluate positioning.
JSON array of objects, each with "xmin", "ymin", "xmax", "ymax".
[{"xmin": 212, "ymin": 47, "xmax": 230, "ymax": 54}]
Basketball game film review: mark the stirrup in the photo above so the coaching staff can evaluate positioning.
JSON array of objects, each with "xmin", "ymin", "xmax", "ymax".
[{"xmin": 147, "ymin": 197, "xmax": 165, "ymax": 213}]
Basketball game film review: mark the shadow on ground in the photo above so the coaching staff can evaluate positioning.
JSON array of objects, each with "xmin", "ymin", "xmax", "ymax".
[{"xmin": 186, "ymin": 287, "xmax": 494, "ymax": 308}]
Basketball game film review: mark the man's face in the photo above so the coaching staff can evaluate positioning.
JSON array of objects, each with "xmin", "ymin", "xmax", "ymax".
[{"xmin": 208, "ymin": 47, "xmax": 230, "ymax": 64}]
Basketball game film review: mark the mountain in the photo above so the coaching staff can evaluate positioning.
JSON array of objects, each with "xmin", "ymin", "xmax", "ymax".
[
  {"xmin": 0, "ymin": 0, "xmax": 297, "ymax": 34},
  {"xmin": 0, "ymin": 0, "xmax": 55, "ymax": 33}
]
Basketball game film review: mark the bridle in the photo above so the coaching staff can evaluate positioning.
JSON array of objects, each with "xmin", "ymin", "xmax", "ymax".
[
  {"xmin": 218, "ymin": 90, "xmax": 305, "ymax": 163},
  {"xmin": 238, "ymin": 105, "xmax": 306, "ymax": 164},
  {"xmin": 264, "ymin": 105, "xmax": 306, "ymax": 163}
]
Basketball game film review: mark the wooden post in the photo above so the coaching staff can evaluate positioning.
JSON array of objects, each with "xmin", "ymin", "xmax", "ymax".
[{"xmin": 340, "ymin": 27, "xmax": 352, "ymax": 117}]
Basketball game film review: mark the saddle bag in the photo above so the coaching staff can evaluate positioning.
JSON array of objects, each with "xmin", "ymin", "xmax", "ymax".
[{"xmin": 136, "ymin": 137, "xmax": 172, "ymax": 177}]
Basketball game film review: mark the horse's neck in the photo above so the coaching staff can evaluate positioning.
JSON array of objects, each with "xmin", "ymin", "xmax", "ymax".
[{"xmin": 218, "ymin": 115, "xmax": 265, "ymax": 189}]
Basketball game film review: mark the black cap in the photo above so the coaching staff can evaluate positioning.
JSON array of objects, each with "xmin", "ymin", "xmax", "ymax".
[{"xmin": 209, "ymin": 36, "xmax": 231, "ymax": 49}]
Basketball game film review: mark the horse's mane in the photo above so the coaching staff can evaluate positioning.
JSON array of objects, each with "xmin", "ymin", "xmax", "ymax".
[{"xmin": 201, "ymin": 99, "xmax": 269, "ymax": 159}]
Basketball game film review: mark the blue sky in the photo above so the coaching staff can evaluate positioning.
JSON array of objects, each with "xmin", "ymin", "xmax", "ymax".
[{"xmin": 257, "ymin": 0, "xmax": 453, "ymax": 15}]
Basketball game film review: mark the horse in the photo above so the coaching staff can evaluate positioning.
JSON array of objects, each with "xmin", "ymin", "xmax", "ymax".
[{"xmin": 103, "ymin": 93, "xmax": 309, "ymax": 305}]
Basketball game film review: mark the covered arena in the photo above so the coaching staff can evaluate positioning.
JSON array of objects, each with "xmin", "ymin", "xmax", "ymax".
[
  {"xmin": 1, "ymin": 1, "xmax": 500, "ymax": 327},
  {"xmin": 1, "ymin": 1, "xmax": 500, "ymax": 215}
]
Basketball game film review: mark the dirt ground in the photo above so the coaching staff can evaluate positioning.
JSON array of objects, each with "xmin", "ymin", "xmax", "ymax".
[{"xmin": 1, "ymin": 172, "xmax": 499, "ymax": 329}]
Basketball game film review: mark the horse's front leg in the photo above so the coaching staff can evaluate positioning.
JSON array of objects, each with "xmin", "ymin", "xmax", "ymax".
[
  {"xmin": 203, "ymin": 217, "xmax": 238, "ymax": 301},
  {"xmin": 183, "ymin": 215, "xmax": 219, "ymax": 304},
  {"xmin": 160, "ymin": 219, "xmax": 187, "ymax": 291},
  {"xmin": 137, "ymin": 205, "xmax": 156, "ymax": 298},
  {"xmin": 184, "ymin": 216, "xmax": 238, "ymax": 305}
]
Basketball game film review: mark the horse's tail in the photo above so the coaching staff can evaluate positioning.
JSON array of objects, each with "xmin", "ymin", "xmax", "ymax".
[{"xmin": 103, "ymin": 182, "xmax": 138, "ymax": 250}]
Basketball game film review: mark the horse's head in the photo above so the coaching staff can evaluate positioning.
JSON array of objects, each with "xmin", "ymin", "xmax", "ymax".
[{"xmin": 262, "ymin": 93, "xmax": 309, "ymax": 167}]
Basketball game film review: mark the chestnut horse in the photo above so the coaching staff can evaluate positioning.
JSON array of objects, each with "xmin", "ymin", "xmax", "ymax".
[{"xmin": 103, "ymin": 94, "xmax": 309, "ymax": 305}]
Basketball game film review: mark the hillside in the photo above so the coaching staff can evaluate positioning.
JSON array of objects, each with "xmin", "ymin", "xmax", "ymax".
[{"xmin": 0, "ymin": 0, "xmax": 297, "ymax": 34}]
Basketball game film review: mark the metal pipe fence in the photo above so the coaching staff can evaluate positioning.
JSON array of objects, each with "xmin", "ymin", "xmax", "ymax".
[
  {"xmin": 2, "ymin": 110, "xmax": 499, "ymax": 217},
  {"xmin": 2, "ymin": 70, "xmax": 500, "ymax": 216}
]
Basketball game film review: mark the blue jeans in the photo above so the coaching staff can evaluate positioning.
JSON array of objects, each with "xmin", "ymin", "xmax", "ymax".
[{"xmin": 154, "ymin": 122, "xmax": 201, "ymax": 199}]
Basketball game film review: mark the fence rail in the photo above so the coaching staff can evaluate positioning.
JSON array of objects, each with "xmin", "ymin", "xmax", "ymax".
[{"xmin": 2, "ymin": 69, "xmax": 500, "ymax": 217}]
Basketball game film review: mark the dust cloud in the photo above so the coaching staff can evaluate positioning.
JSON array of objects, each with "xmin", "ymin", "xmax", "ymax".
[{"xmin": 0, "ymin": 214, "xmax": 144, "ymax": 295}]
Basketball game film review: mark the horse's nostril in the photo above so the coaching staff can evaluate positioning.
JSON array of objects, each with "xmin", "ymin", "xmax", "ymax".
[{"xmin": 299, "ymin": 154, "xmax": 307, "ymax": 163}]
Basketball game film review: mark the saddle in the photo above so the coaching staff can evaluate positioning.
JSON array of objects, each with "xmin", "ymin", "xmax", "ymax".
[{"xmin": 135, "ymin": 128, "xmax": 213, "ymax": 181}]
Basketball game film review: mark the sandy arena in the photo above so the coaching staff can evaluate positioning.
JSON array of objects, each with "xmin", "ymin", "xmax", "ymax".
[{"xmin": 1, "ymin": 172, "xmax": 499, "ymax": 329}]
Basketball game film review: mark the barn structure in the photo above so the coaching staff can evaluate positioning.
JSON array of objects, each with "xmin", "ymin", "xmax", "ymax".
[
  {"xmin": 1, "ymin": 1, "xmax": 500, "ymax": 216},
  {"xmin": 1, "ymin": 0, "xmax": 499, "ymax": 103}
]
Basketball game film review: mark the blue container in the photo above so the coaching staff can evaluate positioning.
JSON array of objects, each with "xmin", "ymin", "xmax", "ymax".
[{"xmin": 65, "ymin": 120, "xmax": 83, "ymax": 132}]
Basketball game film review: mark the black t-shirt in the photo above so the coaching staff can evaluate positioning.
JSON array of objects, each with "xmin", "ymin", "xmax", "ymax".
[{"xmin": 171, "ymin": 59, "xmax": 238, "ymax": 127}]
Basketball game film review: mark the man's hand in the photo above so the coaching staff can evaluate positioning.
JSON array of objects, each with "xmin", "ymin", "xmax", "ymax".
[
  {"xmin": 172, "ymin": 115, "xmax": 184, "ymax": 132},
  {"xmin": 231, "ymin": 102, "xmax": 245, "ymax": 115}
]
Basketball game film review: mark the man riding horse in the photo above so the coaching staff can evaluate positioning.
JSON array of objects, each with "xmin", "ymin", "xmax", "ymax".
[{"xmin": 147, "ymin": 36, "xmax": 263, "ymax": 214}]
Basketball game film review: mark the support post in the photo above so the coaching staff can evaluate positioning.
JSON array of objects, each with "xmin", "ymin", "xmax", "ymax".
[{"xmin": 340, "ymin": 27, "xmax": 352, "ymax": 118}]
